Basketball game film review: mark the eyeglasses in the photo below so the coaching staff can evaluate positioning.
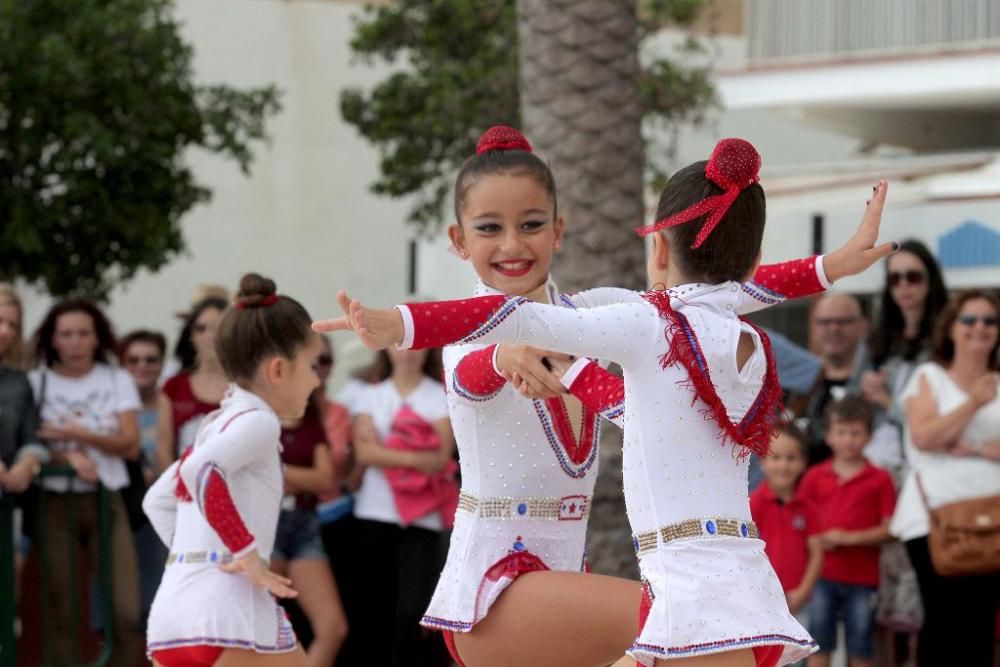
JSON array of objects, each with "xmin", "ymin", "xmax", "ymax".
[
  {"xmin": 957, "ymin": 314, "xmax": 999, "ymax": 327},
  {"xmin": 125, "ymin": 355, "xmax": 162, "ymax": 366},
  {"xmin": 814, "ymin": 317, "xmax": 860, "ymax": 328},
  {"xmin": 317, "ymin": 355, "xmax": 333, "ymax": 367},
  {"xmin": 888, "ymin": 270, "xmax": 925, "ymax": 288}
]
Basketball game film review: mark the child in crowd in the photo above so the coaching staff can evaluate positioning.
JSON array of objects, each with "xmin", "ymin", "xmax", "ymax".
[
  {"xmin": 798, "ymin": 396, "xmax": 896, "ymax": 667},
  {"xmin": 750, "ymin": 426, "xmax": 823, "ymax": 637}
]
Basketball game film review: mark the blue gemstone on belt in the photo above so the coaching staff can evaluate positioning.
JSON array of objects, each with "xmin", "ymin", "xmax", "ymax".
[
  {"xmin": 740, "ymin": 523, "xmax": 749, "ymax": 537},
  {"xmin": 517, "ymin": 503, "xmax": 528, "ymax": 516},
  {"xmin": 178, "ymin": 553, "xmax": 184, "ymax": 562},
  {"xmin": 705, "ymin": 520, "xmax": 717, "ymax": 535},
  {"xmin": 632, "ymin": 536, "xmax": 640, "ymax": 553},
  {"xmin": 210, "ymin": 552, "xmax": 218, "ymax": 562}
]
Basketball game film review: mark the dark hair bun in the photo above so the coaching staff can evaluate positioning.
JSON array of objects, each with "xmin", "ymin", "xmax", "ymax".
[
  {"xmin": 705, "ymin": 138, "xmax": 761, "ymax": 190},
  {"xmin": 476, "ymin": 125, "xmax": 533, "ymax": 155},
  {"xmin": 236, "ymin": 273, "xmax": 277, "ymax": 307}
]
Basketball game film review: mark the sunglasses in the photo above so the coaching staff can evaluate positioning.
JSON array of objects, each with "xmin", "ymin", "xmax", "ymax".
[
  {"xmin": 888, "ymin": 270, "xmax": 925, "ymax": 288},
  {"xmin": 957, "ymin": 314, "xmax": 1000, "ymax": 327},
  {"xmin": 125, "ymin": 355, "xmax": 162, "ymax": 366}
]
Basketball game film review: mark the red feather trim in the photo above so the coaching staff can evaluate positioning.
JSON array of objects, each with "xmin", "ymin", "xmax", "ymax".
[{"xmin": 641, "ymin": 290, "xmax": 783, "ymax": 459}]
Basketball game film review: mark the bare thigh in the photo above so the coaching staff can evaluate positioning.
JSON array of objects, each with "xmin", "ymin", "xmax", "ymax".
[
  {"xmin": 655, "ymin": 649, "xmax": 756, "ymax": 667},
  {"xmin": 453, "ymin": 570, "xmax": 641, "ymax": 667},
  {"xmin": 215, "ymin": 645, "xmax": 308, "ymax": 667},
  {"xmin": 287, "ymin": 557, "xmax": 347, "ymax": 631}
]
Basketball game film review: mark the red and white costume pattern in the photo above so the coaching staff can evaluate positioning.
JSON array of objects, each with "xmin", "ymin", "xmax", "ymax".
[
  {"xmin": 142, "ymin": 385, "xmax": 296, "ymax": 657},
  {"xmin": 418, "ymin": 257, "xmax": 828, "ymax": 641},
  {"xmin": 399, "ymin": 274, "xmax": 825, "ymax": 665}
]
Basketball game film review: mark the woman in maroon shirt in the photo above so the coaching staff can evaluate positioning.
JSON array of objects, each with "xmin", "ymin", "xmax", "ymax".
[
  {"xmin": 155, "ymin": 297, "xmax": 229, "ymax": 470},
  {"xmin": 273, "ymin": 367, "xmax": 349, "ymax": 667}
]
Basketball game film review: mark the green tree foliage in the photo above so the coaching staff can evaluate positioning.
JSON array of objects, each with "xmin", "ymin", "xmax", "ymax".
[
  {"xmin": 0, "ymin": 0, "xmax": 281, "ymax": 299},
  {"xmin": 341, "ymin": 0, "xmax": 715, "ymax": 232}
]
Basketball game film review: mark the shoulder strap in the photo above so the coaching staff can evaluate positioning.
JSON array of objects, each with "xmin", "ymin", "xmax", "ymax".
[{"xmin": 35, "ymin": 369, "xmax": 47, "ymax": 412}]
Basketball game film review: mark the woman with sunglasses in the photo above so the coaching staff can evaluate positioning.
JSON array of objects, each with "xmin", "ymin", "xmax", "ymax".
[
  {"xmin": 863, "ymin": 240, "xmax": 949, "ymax": 441},
  {"xmin": 890, "ymin": 290, "xmax": 1000, "ymax": 666},
  {"xmin": 156, "ymin": 296, "xmax": 230, "ymax": 471},
  {"xmin": 120, "ymin": 329, "xmax": 170, "ymax": 625},
  {"xmin": 270, "ymin": 334, "xmax": 349, "ymax": 667},
  {"xmin": 860, "ymin": 240, "xmax": 948, "ymax": 658}
]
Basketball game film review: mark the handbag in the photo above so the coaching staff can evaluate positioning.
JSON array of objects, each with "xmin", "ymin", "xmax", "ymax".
[{"xmin": 916, "ymin": 472, "xmax": 1000, "ymax": 577}]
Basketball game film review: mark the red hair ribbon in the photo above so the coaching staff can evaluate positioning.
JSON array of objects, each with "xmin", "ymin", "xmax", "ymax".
[
  {"xmin": 236, "ymin": 294, "xmax": 279, "ymax": 310},
  {"xmin": 476, "ymin": 125, "xmax": 533, "ymax": 154},
  {"xmin": 636, "ymin": 138, "xmax": 761, "ymax": 248}
]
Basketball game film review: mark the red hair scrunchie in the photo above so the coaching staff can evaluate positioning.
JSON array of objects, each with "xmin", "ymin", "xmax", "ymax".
[
  {"xmin": 636, "ymin": 138, "xmax": 761, "ymax": 248},
  {"xmin": 476, "ymin": 125, "xmax": 533, "ymax": 155},
  {"xmin": 235, "ymin": 294, "xmax": 279, "ymax": 310}
]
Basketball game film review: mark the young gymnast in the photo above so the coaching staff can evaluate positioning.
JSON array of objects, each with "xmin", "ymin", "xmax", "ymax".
[
  {"xmin": 318, "ymin": 135, "xmax": 895, "ymax": 666},
  {"xmin": 143, "ymin": 273, "xmax": 323, "ymax": 667}
]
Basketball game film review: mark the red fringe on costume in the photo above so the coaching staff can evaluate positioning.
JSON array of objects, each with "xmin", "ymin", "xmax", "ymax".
[{"xmin": 641, "ymin": 290, "xmax": 783, "ymax": 459}]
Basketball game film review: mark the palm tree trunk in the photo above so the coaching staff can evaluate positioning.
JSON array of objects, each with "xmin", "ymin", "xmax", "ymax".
[{"xmin": 517, "ymin": 0, "xmax": 646, "ymax": 579}]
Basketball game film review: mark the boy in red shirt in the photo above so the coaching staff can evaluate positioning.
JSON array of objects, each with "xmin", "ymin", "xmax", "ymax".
[
  {"xmin": 799, "ymin": 396, "xmax": 896, "ymax": 667},
  {"xmin": 751, "ymin": 425, "xmax": 824, "ymax": 620}
]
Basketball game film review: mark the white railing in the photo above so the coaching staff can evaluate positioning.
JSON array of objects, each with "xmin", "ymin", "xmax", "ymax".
[{"xmin": 747, "ymin": 0, "xmax": 1000, "ymax": 66}]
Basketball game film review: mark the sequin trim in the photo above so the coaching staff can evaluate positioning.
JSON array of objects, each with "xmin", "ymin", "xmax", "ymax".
[
  {"xmin": 741, "ymin": 281, "xmax": 783, "ymax": 305},
  {"xmin": 456, "ymin": 297, "xmax": 528, "ymax": 344},
  {"xmin": 532, "ymin": 399, "xmax": 600, "ymax": 478},
  {"xmin": 631, "ymin": 633, "xmax": 816, "ymax": 659},
  {"xmin": 632, "ymin": 517, "xmax": 759, "ymax": 556},
  {"xmin": 148, "ymin": 606, "xmax": 296, "ymax": 653},
  {"xmin": 457, "ymin": 491, "xmax": 590, "ymax": 521},
  {"xmin": 421, "ymin": 616, "xmax": 475, "ymax": 632},
  {"xmin": 452, "ymin": 368, "xmax": 503, "ymax": 402},
  {"xmin": 166, "ymin": 550, "xmax": 235, "ymax": 566}
]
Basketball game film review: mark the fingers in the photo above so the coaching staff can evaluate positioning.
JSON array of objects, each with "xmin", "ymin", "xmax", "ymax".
[
  {"xmin": 861, "ymin": 241, "xmax": 899, "ymax": 265},
  {"xmin": 311, "ymin": 317, "xmax": 351, "ymax": 333},
  {"xmin": 337, "ymin": 290, "xmax": 352, "ymax": 315}
]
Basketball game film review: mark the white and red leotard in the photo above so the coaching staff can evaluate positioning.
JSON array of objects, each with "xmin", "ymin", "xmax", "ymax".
[
  {"xmin": 143, "ymin": 385, "xmax": 296, "ymax": 657},
  {"xmin": 419, "ymin": 257, "xmax": 828, "ymax": 647}
]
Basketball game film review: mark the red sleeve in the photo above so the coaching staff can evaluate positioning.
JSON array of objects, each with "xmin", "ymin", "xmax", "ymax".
[
  {"xmin": 452, "ymin": 345, "xmax": 505, "ymax": 401},
  {"xmin": 565, "ymin": 361, "xmax": 625, "ymax": 422},
  {"xmin": 747, "ymin": 257, "xmax": 825, "ymax": 303},
  {"xmin": 406, "ymin": 295, "xmax": 513, "ymax": 349},
  {"xmin": 878, "ymin": 471, "xmax": 897, "ymax": 519},
  {"xmin": 796, "ymin": 468, "xmax": 818, "ymax": 505},
  {"xmin": 198, "ymin": 465, "xmax": 256, "ymax": 556},
  {"xmin": 749, "ymin": 487, "xmax": 765, "ymax": 522},
  {"xmin": 803, "ymin": 499, "xmax": 822, "ymax": 537}
]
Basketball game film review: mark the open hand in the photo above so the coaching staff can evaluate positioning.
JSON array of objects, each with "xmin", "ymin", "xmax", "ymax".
[
  {"xmin": 823, "ymin": 180, "xmax": 898, "ymax": 282},
  {"xmin": 312, "ymin": 291, "xmax": 404, "ymax": 350},
  {"xmin": 221, "ymin": 551, "xmax": 297, "ymax": 599}
]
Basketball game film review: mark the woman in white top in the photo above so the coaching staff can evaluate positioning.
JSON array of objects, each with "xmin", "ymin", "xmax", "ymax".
[
  {"xmin": 29, "ymin": 298, "xmax": 142, "ymax": 665},
  {"xmin": 891, "ymin": 289, "xmax": 1000, "ymax": 667},
  {"xmin": 351, "ymin": 347, "xmax": 455, "ymax": 666}
]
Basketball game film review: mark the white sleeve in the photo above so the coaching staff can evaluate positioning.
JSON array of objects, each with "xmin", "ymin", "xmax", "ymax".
[
  {"xmin": 113, "ymin": 368, "xmax": 142, "ymax": 413},
  {"xmin": 143, "ymin": 462, "xmax": 179, "ymax": 547},
  {"xmin": 569, "ymin": 287, "xmax": 645, "ymax": 309},
  {"xmin": 401, "ymin": 298, "xmax": 661, "ymax": 372}
]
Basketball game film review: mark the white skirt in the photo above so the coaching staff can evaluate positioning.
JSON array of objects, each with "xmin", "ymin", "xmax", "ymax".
[
  {"xmin": 629, "ymin": 536, "xmax": 816, "ymax": 666},
  {"xmin": 147, "ymin": 561, "xmax": 296, "ymax": 656}
]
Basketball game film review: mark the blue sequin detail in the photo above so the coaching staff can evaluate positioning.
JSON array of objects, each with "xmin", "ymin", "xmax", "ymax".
[
  {"xmin": 210, "ymin": 552, "xmax": 218, "ymax": 562},
  {"xmin": 632, "ymin": 536, "xmax": 641, "ymax": 554},
  {"xmin": 740, "ymin": 523, "xmax": 749, "ymax": 538},
  {"xmin": 517, "ymin": 503, "xmax": 528, "ymax": 516},
  {"xmin": 178, "ymin": 553, "xmax": 184, "ymax": 562},
  {"xmin": 513, "ymin": 540, "xmax": 525, "ymax": 552},
  {"xmin": 705, "ymin": 520, "xmax": 717, "ymax": 535}
]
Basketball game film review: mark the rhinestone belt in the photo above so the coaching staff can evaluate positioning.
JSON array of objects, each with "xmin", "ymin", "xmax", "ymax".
[
  {"xmin": 457, "ymin": 490, "xmax": 590, "ymax": 521},
  {"xmin": 632, "ymin": 517, "xmax": 759, "ymax": 556}
]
